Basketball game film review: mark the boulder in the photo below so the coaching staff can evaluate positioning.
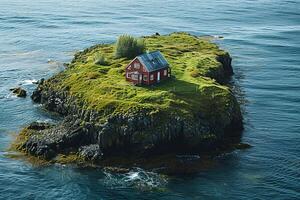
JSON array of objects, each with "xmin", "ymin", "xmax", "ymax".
[
  {"xmin": 79, "ymin": 144, "xmax": 103, "ymax": 161},
  {"xmin": 10, "ymin": 87, "xmax": 27, "ymax": 98},
  {"xmin": 27, "ymin": 121, "xmax": 53, "ymax": 131}
]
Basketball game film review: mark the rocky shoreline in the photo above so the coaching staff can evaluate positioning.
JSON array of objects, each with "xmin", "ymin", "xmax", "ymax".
[{"xmin": 11, "ymin": 33, "xmax": 246, "ymax": 173}]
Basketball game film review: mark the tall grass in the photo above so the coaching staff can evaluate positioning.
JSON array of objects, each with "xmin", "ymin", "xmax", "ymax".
[
  {"xmin": 94, "ymin": 53, "xmax": 109, "ymax": 65},
  {"xmin": 115, "ymin": 35, "xmax": 146, "ymax": 59}
]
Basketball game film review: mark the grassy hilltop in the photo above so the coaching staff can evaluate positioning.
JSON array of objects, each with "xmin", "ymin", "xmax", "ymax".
[{"xmin": 47, "ymin": 32, "xmax": 236, "ymax": 126}]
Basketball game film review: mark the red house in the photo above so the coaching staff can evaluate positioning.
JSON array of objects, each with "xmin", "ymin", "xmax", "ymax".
[{"xmin": 125, "ymin": 51, "xmax": 171, "ymax": 85}]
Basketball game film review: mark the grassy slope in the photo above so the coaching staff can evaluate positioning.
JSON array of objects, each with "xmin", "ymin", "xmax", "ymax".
[{"xmin": 48, "ymin": 33, "xmax": 235, "ymax": 125}]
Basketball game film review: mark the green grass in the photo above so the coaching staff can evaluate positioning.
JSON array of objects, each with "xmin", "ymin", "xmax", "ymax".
[{"xmin": 45, "ymin": 32, "xmax": 236, "ymax": 124}]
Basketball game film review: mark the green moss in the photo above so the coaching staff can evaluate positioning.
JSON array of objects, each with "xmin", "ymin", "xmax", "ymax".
[
  {"xmin": 55, "ymin": 153, "xmax": 84, "ymax": 164},
  {"xmin": 9, "ymin": 128, "xmax": 37, "ymax": 152},
  {"xmin": 46, "ymin": 32, "xmax": 235, "ymax": 125}
]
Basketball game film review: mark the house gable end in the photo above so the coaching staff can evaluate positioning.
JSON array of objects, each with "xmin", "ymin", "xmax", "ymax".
[{"xmin": 125, "ymin": 57, "xmax": 148, "ymax": 73}]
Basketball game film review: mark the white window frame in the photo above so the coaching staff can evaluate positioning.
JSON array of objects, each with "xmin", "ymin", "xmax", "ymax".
[
  {"xmin": 150, "ymin": 74, "xmax": 154, "ymax": 81},
  {"xmin": 164, "ymin": 69, "xmax": 167, "ymax": 76},
  {"xmin": 132, "ymin": 74, "xmax": 139, "ymax": 80},
  {"xmin": 126, "ymin": 73, "xmax": 130, "ymax": 78}
]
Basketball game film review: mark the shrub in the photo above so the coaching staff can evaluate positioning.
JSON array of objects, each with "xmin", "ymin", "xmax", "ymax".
[
  {"xmin": 115, "ymin": 35, "xmax": 146, "ymax": 59},
  {"xmin": 94, "ymin": 53, "xmax": 109, "ymax": 65}
]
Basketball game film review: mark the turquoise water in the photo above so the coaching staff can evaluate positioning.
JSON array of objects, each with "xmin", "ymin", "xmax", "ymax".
[{"xmin": 0, "ymin": 0, "xmax": 300, "ymax": 199}]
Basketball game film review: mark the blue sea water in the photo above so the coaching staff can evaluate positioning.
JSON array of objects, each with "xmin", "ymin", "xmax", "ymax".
[{"xmin": 0, "ymin": 0, "xmax": 300, "ymax": 199}]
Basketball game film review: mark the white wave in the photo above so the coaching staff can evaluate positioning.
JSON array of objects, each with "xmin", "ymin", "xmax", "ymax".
[
  {"xmin": 19, "ymin": 79, "xmax": 38, "ymax": 85},
  {"xmin": 213, "ymin": 35, "xmax": 224, "ymax": 39},
  {"xmin": 102, "ymin": 167, "xmax": 168, "ymax": 191}
]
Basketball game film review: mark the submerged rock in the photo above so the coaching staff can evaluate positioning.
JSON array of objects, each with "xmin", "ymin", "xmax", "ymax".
[
  {"xmin": 234, "ymin": 142, "xmax": 252, "ymax": 150},
  {"xmin": 10, "ymin": 87, "xmax": 27, "ymax": 98}
]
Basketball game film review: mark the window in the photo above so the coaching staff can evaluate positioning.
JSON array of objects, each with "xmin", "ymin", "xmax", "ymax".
[
  {"xmin": 126, "ymin": 73, "xmax": 130, "ymax": 78},
  {"xmin": 164, "ymin": 69, "xmax": 167, "ymax": 76},
  {"xmin": 134, "ymin": 63, "xmax": 140, "ymax": 69},
  {"xmin": 143, "ymin": 75, "xmax": 148, "ymax": 81},
  {"xmin": 150, "ymin": 74, "xmax": 154, "ymax": 81},
  {"xmin": 132, "ymin": 74, "xmax": 139, "ymax": 80}
]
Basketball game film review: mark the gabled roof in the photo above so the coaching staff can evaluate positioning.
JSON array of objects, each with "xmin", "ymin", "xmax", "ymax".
[{"xmin": 137, "ymin": 51, "xmax": 169, "ymax": 72}]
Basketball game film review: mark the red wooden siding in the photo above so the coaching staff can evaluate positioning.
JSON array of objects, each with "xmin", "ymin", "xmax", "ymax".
[{"xmin": 148, "ymin": 68, "xmax": 170, "ymax": 85}]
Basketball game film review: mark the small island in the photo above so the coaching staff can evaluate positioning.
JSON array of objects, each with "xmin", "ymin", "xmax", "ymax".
[{"xmin": 11, "ymin": 32, "xmax": 245, "ymax": 174}]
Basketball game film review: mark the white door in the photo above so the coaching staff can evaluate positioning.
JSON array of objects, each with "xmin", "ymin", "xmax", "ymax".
[{"xmin": 157, "ymin": 72, "xmax": 160, "ymax": 82}]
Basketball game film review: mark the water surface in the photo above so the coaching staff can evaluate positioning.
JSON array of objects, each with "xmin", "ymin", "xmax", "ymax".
[{"xmin": 0, "ymin": 0, "xmax": 299, "ymax": 199}]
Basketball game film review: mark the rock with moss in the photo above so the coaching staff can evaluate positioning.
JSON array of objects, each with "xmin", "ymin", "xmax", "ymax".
[
  {"xmin": 13, "ymin": 32, "xmax": 244, "ymax": 167},
  {"xmin": 10, "ymin": 87, "xmax": 27, "ymax": 98}
]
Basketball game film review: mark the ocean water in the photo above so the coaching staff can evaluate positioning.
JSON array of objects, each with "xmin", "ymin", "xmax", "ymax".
[{"xmin": 0, "ymin": 0, "xmax": 299, "ymax": 199}]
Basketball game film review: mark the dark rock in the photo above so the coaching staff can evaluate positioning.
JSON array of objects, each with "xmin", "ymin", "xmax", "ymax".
[
  {"xmin": 27, "ymin": 122, "xmax": 53, "ymax": 130},
  {"xmin": 22, "ymin": 118, "xmax": 97, "ymax": 160},
  {"xmin": 217, "ymin": 52, "xmax": 233, "ymax": 76},
  {"xmin": 79, "ymin": 144, "xmax": 103, "ymax": 161},
  {"xmin": 31, "ymin": 89, "xmax": 41, "ymax": 102},
  {"xmin": 31, "ymin": 79, "xmax": 45, "ymax": 102},
  {"xmin": 37, "ymin": 78, "xmax": 45, "ymax": 85},
  {"xmin": 103, "ymin": 167, "xmax": 130, "ymax": 173},
  {"xmin": 10, "ymin": 87, "xmax": 27, "ymax": 98},
  {"xmin": 234, "ymin": 143, "xmax": 252, "ymax": 150}
]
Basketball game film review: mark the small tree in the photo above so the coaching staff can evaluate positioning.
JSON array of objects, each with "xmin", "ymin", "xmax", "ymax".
[{"xmin": 115, "ymin": 35, "xmax": 146, "ymax": 59}]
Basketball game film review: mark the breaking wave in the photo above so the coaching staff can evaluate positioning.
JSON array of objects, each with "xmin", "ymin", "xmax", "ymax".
[{"xmin": 102, "ymin": 168, "xmax": 168, "ymax": 191}]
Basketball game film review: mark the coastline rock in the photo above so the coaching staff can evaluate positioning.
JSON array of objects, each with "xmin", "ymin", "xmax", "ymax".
[
  {"xmin": 79, "ymin": 144, "xmax": 103, "ymax": 161},
  {"xmin": 10, "ymin": 87, "xmax": 27, "ymax": 98},
  {"xmin": 21, "ymin": 118, "xmax": 98, "ymax": 160},
  {"xmin": 217, "ymin": 52, "xmax": 233, "ymax": 76},
  {"xmin": 28, "ymin": 121, "xmax": 53, "ymax": 130},
  {"xmin": 22, "ymin": 81, "xmax": 243, "ymax": 160}
]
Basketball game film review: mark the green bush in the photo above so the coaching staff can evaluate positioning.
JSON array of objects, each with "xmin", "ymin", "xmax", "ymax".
[
  {"xmin": 115, "ymin": 35, "xmax": 146, "ymax": 59},
  {"xmin": 94, "ymin": 53, "xmax": 109, "ymax": 65}
]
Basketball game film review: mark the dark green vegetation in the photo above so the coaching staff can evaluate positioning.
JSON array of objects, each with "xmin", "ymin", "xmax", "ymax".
[
  {"xmin": 115, "ymin": 34, "xmax": 146, "ymax": 59},
  {"xmin": 11, "ymin": 33, "xmax": 244, "ymax": 171}
]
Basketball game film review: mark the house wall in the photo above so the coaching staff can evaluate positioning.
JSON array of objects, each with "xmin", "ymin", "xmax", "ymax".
[
  {"xmin": 148, "ymin": 67, "xmax": 170, "ymax": 85},
  {"xmin": 125, "ymin": 58, "xmax": 148, "ymax": 84}
]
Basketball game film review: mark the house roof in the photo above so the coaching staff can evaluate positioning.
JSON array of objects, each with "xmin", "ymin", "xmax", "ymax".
[{"xmin": 137, "ymin": 51, "xmax": 169, "ymax": 72}]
